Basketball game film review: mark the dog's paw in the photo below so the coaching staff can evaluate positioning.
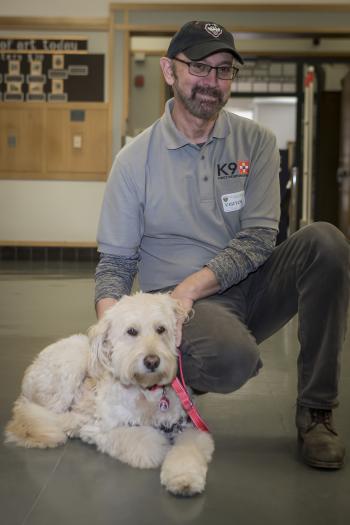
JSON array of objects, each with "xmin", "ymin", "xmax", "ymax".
[
  {"xmin": 126, "ymin": 428, "xmax": 171, "ymax": 469},
  {"xmin": 160, "ymin": 454, "xmax": 207, "ymax": 497}
]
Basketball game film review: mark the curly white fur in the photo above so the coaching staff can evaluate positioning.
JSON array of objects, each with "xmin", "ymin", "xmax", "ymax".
[{"xmin": 4, "ymin": 292, "xmax": 214, "ymax": 496}]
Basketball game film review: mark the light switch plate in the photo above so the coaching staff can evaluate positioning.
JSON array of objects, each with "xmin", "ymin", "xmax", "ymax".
[{"xmin": 73, "ymin": 134, "xmax": 83, "ymax": 149}]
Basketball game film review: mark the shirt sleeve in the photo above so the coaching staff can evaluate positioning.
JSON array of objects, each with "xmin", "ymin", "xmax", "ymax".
[
  {"xmin": 240, "ymin": 127, "xmax": 281, "ymax": 231},
  {"xmin": 95, "ymin": 150, "xmax": 145, "ymax": 302},
  {"xmin": 95, "ymin": 252, "xmax": 140, "ymax": 304},
  {"xmin": 206, "ymin": 227, "xmax": 277, "ymax": 293},
  {"xmin": 97, "ymin": 154, "xmax": 144, "ymax": 257}
]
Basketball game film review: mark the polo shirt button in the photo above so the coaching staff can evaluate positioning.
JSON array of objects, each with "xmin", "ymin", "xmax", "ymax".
[
  {"xmin": 201, "ymin": 155, "xmax": 205, "ymax": 160},
  {"xmin": 203, "ymin": 176, "xmax": 208, "ymax": 181}
]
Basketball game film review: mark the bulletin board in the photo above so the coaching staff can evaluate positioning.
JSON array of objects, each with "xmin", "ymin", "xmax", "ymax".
[
  {"xmin": 0, "ymin": 53, "xmax": 104, "ymax": 103},
  {"xmin": 0, "ymin": 36, "xmax": 104, "ymax": 102}
]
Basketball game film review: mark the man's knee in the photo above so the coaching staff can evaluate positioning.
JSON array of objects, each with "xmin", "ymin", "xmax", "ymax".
[
  {"xmin": 210, "ymin": 339, "xmax": 262, "ymax": 394},
  {"xmin": 298, "ymin": 222, "xmax": 349, "ymax": 278},
  {"xmin": 181, "ymin": 329, "xmax": 262, "ymax": 394},
  {"xmin": 302, "ymin": 222, "xmax": 348, "ymax": 260},
  {"xmin": 180, "ymin": 299, "xmax": 262, "ymax": 394}
]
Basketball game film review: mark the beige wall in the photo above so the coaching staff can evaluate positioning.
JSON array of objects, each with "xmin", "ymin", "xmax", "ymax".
[{"xmin": 0, "ymin": 181, "xmax": 105, "ymax": 243}]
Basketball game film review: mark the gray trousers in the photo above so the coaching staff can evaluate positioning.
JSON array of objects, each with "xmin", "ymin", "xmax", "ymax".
[{"xmin": 179, "ymin": 222, "xmax": 350, "ymax": 409}]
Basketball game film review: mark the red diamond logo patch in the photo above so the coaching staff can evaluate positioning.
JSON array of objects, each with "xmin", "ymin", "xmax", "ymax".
[{"xmin": 239, "ymin": 161, "xmax": 249, "ymax": 175}]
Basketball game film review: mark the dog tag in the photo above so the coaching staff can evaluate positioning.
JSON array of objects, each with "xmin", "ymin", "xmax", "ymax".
[{"xmin": 159, "ymin": 389, "xmax": 170, "ymax": 412}]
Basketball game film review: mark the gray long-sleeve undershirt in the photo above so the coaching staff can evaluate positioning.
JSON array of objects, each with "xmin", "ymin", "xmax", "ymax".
[
  {"xmin": 95, "ymin": 227, "xmax": 277, "ymax": 304},
  {"xmin": 206, "ymin": 226, "xmax": 277, "ymax": 293}
]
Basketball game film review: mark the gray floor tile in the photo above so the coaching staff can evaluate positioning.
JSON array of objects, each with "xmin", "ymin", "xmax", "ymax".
[{"xmin": 0, "ymin": 444, "xmax": 67, "ymax": 525}]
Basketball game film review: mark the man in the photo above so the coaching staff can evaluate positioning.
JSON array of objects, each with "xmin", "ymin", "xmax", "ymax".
[{"xmin": 95, "ymin": 21, "xmax": 349, "ymax": 469}]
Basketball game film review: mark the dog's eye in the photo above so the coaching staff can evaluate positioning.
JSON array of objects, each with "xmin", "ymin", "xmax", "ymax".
[
  {"xmin": 156, "ymin": 326, "xmax": 166, "ymax": 335},
  {"xmin": 127, "ymin": 327, "xmax": 139, "ymax": 337}
]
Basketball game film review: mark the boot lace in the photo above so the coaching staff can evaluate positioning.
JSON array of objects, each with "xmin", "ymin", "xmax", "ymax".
[{"xmin": 308, "ymin": 409, "xmax": 338, "ymax": 435}]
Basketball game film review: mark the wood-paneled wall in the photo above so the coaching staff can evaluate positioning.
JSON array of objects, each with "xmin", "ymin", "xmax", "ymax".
[{"xmin": 0, "ymin": 102, "xmax": 109, "ymax": 181}]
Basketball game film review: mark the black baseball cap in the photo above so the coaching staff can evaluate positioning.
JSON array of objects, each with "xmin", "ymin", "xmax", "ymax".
[{"xmin": 167, "ymin": 21, "xmax": 244, "ymax": 65}]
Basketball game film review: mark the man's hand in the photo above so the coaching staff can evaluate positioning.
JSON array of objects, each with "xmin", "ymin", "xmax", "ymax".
[
  {"xmin": 170, "ymin": 289, "xmax": 194, "ymax": 347},
  {"xmin": 170, "ymin": 267, "xmax": 220, "ymax": 347}
]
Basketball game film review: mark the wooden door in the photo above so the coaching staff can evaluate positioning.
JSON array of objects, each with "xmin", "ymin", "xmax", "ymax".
[{"xmin": 338, "ymin": 71, "xmax": 350, "ymax": 238}]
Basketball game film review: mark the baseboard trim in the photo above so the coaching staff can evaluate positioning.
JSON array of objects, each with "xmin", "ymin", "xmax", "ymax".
[
  {"xmin": 0, "ymin": 244, "xmax": 99, "ymax": 262},
  {"xmin": 0, "ymin": 241, "xmax": 97, "ymax": 248}
]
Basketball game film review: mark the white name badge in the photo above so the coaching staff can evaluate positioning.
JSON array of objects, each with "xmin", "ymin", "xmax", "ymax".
[{"xmin": 221, "ymin": 191, "xmax": 245, "ymax": 213}]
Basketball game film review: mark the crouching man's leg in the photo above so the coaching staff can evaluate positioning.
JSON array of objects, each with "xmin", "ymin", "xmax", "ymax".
[
  {"xmin": 248, "ymin": 222, "xmax": 350, "ymax": 469},
  {"xmin": 293, "ymin": 223, "xmax": 349, "ymax": 468},
  {"xmin": 180, "ymin": 299, "xmax": 262, "ymax": 395}
]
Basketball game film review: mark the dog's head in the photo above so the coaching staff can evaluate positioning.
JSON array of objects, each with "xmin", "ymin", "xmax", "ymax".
[{"xmin": 88, "ymin": 292, "xmax": 186, "ymax": 388}]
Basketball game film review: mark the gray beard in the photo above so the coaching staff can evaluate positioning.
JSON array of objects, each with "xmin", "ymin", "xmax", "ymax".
[{"xmin": 174, "ymin": 83, "xmax": 229, "ymax": 120}]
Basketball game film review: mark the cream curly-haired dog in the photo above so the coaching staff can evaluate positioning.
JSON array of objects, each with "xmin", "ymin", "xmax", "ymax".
[{"xmin": 5, "ymin": 292, "xmax": 214, "ymax": 496}]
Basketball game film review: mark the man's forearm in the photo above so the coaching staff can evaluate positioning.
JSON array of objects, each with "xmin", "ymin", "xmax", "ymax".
[
  {"xmin": 206, "ymin": 227, "xmax": 277, "ymax": 293},
  {"xmin": 94, "ymin": 252, "xmax": 139, "ymax": 318},
  {"xmin": 173, "ymin": 227, "xmax": 277, "ymax": 305},
  {"xmin": 172, "ymin": 267, "xmax": 220, "ymax": 306}
]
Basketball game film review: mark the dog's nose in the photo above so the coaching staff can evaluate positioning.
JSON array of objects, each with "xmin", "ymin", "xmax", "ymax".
[{"xmin": 143, "ymin": 355, "xmax": 160, "ymax": 371}]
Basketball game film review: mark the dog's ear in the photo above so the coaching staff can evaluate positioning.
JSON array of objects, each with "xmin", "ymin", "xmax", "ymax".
[{"xmin": 87, "ymin": 316, "xmax": 113, "ymax": 377}]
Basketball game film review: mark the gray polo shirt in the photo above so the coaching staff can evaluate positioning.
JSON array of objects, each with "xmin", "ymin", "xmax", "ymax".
[{"xmin": 97, "ymin": 99, "xmax": 280, "ymax": 292}]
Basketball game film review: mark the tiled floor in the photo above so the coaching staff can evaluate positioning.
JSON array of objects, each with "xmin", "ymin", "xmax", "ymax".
[{"xmin": 1, "ymin": 262, "xmax": 350, "ymax": 525}]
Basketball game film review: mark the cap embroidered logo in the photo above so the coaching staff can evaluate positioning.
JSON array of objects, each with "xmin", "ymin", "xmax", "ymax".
[{"xmin": 204, "ymin": 23, "xmax": 223, "ymax": 38}]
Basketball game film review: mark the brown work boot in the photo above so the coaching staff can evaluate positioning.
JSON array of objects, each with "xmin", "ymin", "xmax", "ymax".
[{"xmin": 296, "ymin": 405, "xmax": 345, "ymax": 469}]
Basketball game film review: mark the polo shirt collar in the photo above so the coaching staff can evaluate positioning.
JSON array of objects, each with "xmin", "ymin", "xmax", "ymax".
[{"xmin": 162, "ymin": 98, "xmax": 231, "ymax": 150}]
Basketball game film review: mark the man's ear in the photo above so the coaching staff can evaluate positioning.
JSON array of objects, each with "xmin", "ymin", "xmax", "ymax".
[{"xmin": 160, "ymin": 57, "xmax": 175, "ymax": 86}]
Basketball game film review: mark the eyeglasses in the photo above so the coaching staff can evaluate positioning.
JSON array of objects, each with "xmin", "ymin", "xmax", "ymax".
[{"xmin": 172, "ymin": 57, "xmax": 239, "ymax": 81}]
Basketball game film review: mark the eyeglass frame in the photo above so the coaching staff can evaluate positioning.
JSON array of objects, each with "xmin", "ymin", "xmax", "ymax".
[{"xmin": 171, "ymin": 57, "xmax": 239, "ymax": 81}]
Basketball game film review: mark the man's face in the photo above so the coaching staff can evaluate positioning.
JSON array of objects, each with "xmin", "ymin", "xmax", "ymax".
[{"xmin": 171, "ymin": 51, "xmax": 234, "ymax": 120}]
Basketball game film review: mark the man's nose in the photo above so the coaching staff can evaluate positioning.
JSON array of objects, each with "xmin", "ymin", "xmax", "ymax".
[{"xmin": 203, "ymin": 67, "xmax": 218, "ymax": 85}]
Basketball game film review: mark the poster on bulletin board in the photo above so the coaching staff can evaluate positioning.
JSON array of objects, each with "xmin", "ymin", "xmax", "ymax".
[{"xmin": 0, "ymin": 37, "xmax": 104, "ymax": 102}]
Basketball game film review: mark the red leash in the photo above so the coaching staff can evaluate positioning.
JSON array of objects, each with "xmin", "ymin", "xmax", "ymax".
[{"xmin": 171, "ymin": 351, "xmax": 210, "ymax": 432}]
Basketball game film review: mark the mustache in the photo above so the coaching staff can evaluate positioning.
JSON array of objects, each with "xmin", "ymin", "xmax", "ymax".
[{"xmin": 191, "ymin": 85, "xmax": 223, "ymax": 102}]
